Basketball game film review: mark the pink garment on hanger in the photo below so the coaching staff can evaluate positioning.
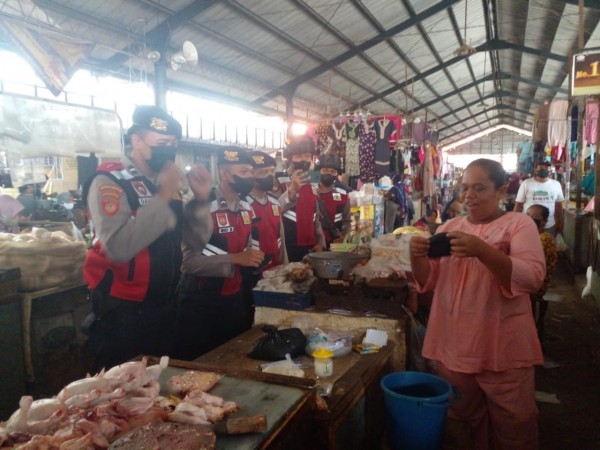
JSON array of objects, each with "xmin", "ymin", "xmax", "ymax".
[{"xmin": 584, "ymin": 102, "xmax": 598, "ymax": 145}]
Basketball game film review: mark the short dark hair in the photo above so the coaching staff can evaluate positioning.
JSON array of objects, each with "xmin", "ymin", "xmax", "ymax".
[
  {"xmin": 528, "ymin": 204, "xmax": 550, "ymax": 220},
  {"xmin": 466, "ymin": 158, "xmax": 506, "ymax": 189}
]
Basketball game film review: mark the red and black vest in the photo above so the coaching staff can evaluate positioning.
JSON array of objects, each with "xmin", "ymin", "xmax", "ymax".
[
  {"xmin": 318, "ymin": 189, "xmax": 348, "ymax": 244},
  {"xmin": 246, "ymin": 193, "xmax": 282, "ymax": 272},
  {"xmin": 83, "ymin": 162, "xmax": 183, "ymax": 303},
  {"xmin": 197, "ymin": 197, "xmax": 254, "ymax": 296},
  {"xmin": 282, "ymin": 185, "xmax": 318, "ymax": 261}
]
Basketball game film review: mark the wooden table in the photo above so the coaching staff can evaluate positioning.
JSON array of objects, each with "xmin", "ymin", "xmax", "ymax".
[{"xmin": 192, "ymin": 325, "xmax": 394, "ymax": 450}]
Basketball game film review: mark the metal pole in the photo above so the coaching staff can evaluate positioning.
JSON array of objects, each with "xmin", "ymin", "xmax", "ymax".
[
  {"xmin": 575, "ymin": 0, "xmax": 585, "ymax": 210},
  {"xmin": 154, "ymin": 60, "xmax": 167, "ymax": 110}
]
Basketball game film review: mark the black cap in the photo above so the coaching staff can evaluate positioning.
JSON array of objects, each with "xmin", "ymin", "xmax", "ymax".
[
  {"xmin": 128, "ymin": 105, "xmax": 182, "ymax": 139},
  {"xmin": 217, "ymin": 147, "xmax": 254, "ymax": 166},
  {"xmin": 283, "ymin": 135, "xmax": 316, "ymax": 159},
  {"xmin": 315, "ymin": 153, "xmax": 343, "ymax": 173},
  {"xmin": 250, "ymin": 151, "xmax": 276, "ymax": 169}
]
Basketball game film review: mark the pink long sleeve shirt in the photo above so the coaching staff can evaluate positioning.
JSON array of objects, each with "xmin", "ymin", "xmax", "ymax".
[{"xmin": 416, "ymin": 212, "xmax": 545, "ymax": 373}]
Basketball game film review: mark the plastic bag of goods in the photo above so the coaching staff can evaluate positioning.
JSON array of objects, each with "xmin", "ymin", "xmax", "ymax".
[{"xmin": 0, "ymin": 228, "xmax": 87, "ymax": 291}]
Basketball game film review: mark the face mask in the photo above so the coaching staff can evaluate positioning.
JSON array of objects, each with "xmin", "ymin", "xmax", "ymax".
[
  {"xmin": 403, "ymin": 180, "xmax": 411, "ymax": 185},
  {"xmin": 320, "ymin": 174, "xmax": 336, "ymax": 187},
  {"xmin": 536, "ymin": 169, "xmax": 549, "ymax": 178},
  {"xmin": 255, "ymin": 175, "xmax": 274, "ymax": 192},
  {"xmin": 147, "ymin": 145, "xmax": 177, "ymax": 173},
  {"xmin": 230, "ymin": 174, "xmax": 254, "ymax": 196},
  {"xmin": 292, "ymin": 161, "xmax": 311, "ymax": 172},
  {"xmin": 62, "ymin": 203, "xmax": 74, "ymax": 210}
]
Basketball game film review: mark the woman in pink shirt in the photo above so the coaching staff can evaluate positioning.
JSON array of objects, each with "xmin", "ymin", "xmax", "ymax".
[{"xmin": 410, "ymin": 159, "xmax": 545, "ymax": 449}]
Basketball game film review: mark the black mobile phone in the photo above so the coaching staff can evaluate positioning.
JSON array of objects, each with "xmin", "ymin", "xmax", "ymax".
[{"xmin": 428, "ymin": 232, "xmax": 452, "ymax": 258}]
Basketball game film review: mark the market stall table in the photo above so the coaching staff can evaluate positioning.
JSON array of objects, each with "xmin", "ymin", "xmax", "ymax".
[
  {"xmin": 192, "ymin": 325, "xmax": 395, "ymax": 450},
  {"xmin": 20, "ymin": 281, "xmax": 94, "ymax": 397}
]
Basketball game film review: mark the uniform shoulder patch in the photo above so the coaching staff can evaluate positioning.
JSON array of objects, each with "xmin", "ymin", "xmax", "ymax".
[{"xmin": 98, "ymin": 183, "xmax": 123, "ymax": 217}]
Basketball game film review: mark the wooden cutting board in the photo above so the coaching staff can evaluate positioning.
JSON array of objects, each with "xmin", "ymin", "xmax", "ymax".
[{"xmin": 159, "ymin": 365, "xmax": 310, "ymax": 450}]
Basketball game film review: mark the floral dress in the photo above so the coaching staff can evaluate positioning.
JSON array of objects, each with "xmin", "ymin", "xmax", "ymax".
[
  {"xmin": 359, "ymin": 121, "xmax": 376, "ymax": 182},
  {"xmin": 345, "ymin": 122, "xmax": 360, "ymax": 176}
]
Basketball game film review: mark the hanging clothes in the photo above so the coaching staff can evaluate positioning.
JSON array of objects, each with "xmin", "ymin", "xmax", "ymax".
[
  {"xmin": 425, "ymin": 127, "xmax": 439, "ymax": 146},
  {"xmin": 401, "ymin": 118, "xmax": 413, "ymax": 141},
  {"xmin": 547, "ymin": 99, "xmax": 569, "ymax": 149},
  {"xmin": 412, "ymin": 120, "xmax": 427, "ymax": 145},
  {"xmin": 423, "ymin": 145, "xmax": 435, "ymax": 197},
  {"xmin": 359, "ymin": 120, "xmax": 376, "ymax": 182},
  {"xmin": 315, "ymin": 123, "xmax": 331, "ymax": 155},
  {"xmin": 584, "ymin": 101, "xmax": 599, "ymax": 145},
  {"xmin": 534, "ymin": 102, "xmax": 550, "ymax": 144},
  {"xmin": 328, "ymin": 122, "xmax": 347, "ymax": 168},
  {"xmin": 345, "ymin": 121, "xmax": 360, "ymax": 176},
  {"xmin": 374, "ymin": 118, "xmax": 395, "ymax": 177},
  {"xmin": 571, "ymin": 105, "xmax": 579, "ymax": 143}
]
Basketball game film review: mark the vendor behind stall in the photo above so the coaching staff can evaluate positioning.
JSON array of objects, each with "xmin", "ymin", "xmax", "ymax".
[
  {"xmin": 278, "ymin": 135, "xmax": 325, "ymax": 262},
  {"xmin": 315, "ymin": 153, "xmax": 351, "ymax": 248},
  {"xmin": 173, "ymin": 147, "xmax": 265, "ymax": 360},
  {"xmin": 83, "ymin": 105, "xmax": 212, "ymax": 370}
]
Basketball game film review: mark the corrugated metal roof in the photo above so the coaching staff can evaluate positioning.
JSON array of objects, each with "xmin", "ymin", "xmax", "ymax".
[{"xmin": 0, "ymin": 0, "xmax": 599, "ymax": 152}]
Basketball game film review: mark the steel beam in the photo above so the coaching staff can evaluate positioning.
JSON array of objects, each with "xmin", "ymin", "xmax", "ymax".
[{"xmin": 250, "ymin": 0, "xmax": 460, "ymax": 106}]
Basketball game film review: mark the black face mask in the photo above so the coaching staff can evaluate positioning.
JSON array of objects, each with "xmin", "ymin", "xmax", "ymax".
[
  {"xmin": 536, "ymin": 169, "xmax": 549, "ymax": 178},
  {"xmin": 292, "ymin": 161, "xmax": 311, "ymax": 172},
  {"xmin": 255, "ymin": 175, "xmax": 274, "ymax": 192},
  {"xmin": 230, "ymin": 175, "xmax": 254, "ymax": 196},
  {"xmin": 147, "ymin": 145, "xmax": 177, "ymax": 173},
  {"xmin": 320, "ymin": 174, "xmax": 336, "ymax": 187}
]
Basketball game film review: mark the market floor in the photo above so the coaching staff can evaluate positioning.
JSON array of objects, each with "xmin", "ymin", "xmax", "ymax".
[{"xmin": 442, "ymin": 254, "xmax": 600, "ymax": 449}]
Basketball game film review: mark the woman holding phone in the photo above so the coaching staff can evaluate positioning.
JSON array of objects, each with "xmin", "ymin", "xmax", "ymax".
[{"xmin": 409, "ymin": 158, "xmax": 545, "ymax": 448}]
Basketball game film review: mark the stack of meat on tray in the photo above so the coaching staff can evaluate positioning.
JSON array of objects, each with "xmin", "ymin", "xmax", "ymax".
[{"xmin": 0, "ymin": 357, "xmax": 239, "ymax": 449}]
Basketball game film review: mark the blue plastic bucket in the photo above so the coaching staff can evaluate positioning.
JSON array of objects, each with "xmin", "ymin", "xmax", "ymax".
[{"xmin": 380, "ymin": 371, "xmax": 452, "ymax": 450}]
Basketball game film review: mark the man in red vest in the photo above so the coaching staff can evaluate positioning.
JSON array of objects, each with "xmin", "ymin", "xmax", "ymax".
[
  {"xmin": 173, "ymin": 147, "xmax": 265, "ymax": 360},
  {"xmin": 83, "ymin": 105, "xmax": 212, "ymax": 370},
  {"xmin": 278, "ymin": 135, "xmax": 325, "ymax": 261},
  {"xmin": 246, "ymin": 150, "xmax": 287, "ymax": 271},
  {"xmin": 315, "ymin": 153, "xmax": 351, "ymax": 248}
]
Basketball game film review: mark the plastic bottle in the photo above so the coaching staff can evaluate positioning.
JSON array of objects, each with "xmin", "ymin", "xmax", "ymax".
[{"xmin": 313, "ymin": 348, "xmax": 334, "ymax": 378}]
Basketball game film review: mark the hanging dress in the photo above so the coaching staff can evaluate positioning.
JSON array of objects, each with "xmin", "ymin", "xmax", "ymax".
[
  {"xmin": 345, "ymin": 122, "xmax": 360, "ymax": 176},
  {"xmin": 359, "ymin": 121, "xmax": 376, "ymax": 182},
  {"xmin": 374, "ymin": 118, "xmax": 395, "ymax": 177},
  {"xmin": 328, "ymin": 122, "xmax": 346, "ymax": 169}
]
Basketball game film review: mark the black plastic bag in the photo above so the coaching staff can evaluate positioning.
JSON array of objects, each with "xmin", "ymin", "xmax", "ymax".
[{"xmin": 248, "ymin": 325, "xmax": 307, "ymax": 361}]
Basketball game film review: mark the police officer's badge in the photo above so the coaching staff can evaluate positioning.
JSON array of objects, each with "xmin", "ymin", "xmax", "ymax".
[
  {"xmin": 252, "ymin": 155, "xmax": 265, "ymax": 165},
  {"xmin": 149, "ymin": 117, "xmax": 168, "ymax": 132},
  {"xmin": 332, "ymin": 193, "xmax": 342, "ymax": 201},
  {"xmin": 216, "ymin": 213, "xmax": 230, "ymax": 227},
  {"xmin": 241, "ymin": 210, "xmax": 251, "ymax": 224},
  {"xmin": 224, "ymin": 150, "xmax": 239, "ymax": 162},
  {"xmin": 271, "ymin": 204, "xmax": 280, "ymax": 216}
]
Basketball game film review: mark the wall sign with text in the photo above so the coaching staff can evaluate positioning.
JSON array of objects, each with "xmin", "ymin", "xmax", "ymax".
[{"xmin": 572, "ymin": 52, "xmax": 600, "ymax": 96}]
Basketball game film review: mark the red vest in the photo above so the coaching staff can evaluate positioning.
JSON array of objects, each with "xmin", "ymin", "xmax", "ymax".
[
  {"xmin": 319, "ymin": 189, "xmax": 348, "ymax": 243},
  {"xmin": 198, "ymin": 198, "xmax": 254, "ymax": 296},
  {"xmin": 246, "ymin": 193, "xmax": 282, "ymax": 271},
  {"xmin": 83, "ymin": 162, "xmax": 183, "ymax": 302}
]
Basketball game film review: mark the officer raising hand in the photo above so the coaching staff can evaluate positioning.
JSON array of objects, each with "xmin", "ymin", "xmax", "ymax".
[{"xmin": 83, "ymin": 105, "xmax": 211, "ymax": 370}]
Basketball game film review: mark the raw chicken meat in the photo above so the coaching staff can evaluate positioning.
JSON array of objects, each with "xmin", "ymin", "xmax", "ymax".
[{"xmin": 168, "ymin": 371, "xmax": 222, "ymax": 395}]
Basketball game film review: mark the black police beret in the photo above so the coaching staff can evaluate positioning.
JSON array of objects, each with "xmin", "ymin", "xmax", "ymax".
[
  {"xmin": 250, "ymin": 151, "xmax": 276, "ymax": 169},
  {"xmin": 283, "ymin": 135, "xmax": 316, "ymax": 158},
  {"xmin": 217, "ymin": 147, "xmax": 254, "ymax": 166},
  {"xmin": 129, "ymin": 105, "xmax": 182, "ymax": 139},
  {"xmin": 315, "ymin": 152, "xmax": 343, "ymax": 172}
]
